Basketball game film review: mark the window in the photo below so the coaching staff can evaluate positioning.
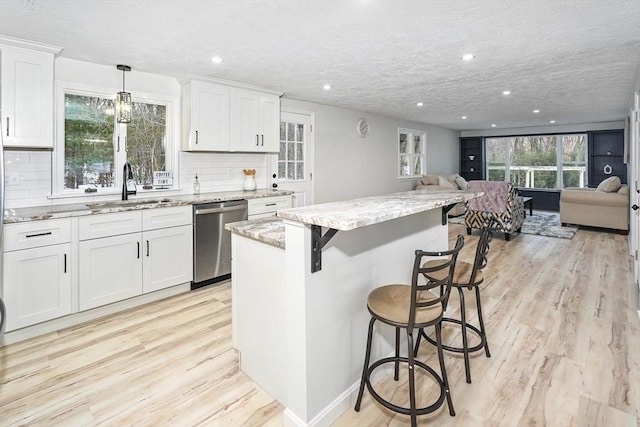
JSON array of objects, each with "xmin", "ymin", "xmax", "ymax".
[
  {"xmin": 485, "ymin": 134, "xmax": 587, "ymax": 189},
  {"xmin": 398, "ymin": 128, "xmax": 426, "ymax": 178},
  {"xmin": 58, "ymin": 85, "xmax": 174, "ymax": 194},
  {"xmin": 278, "ymin": 120, "xmax": 305, "ymax": 180}
]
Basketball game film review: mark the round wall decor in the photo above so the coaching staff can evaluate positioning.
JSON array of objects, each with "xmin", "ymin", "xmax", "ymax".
[{"xmin": 356, "ymin": 117, "xmax": 369, "ymax": 138}]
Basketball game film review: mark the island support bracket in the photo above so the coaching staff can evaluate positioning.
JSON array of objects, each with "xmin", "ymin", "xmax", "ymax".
[
  {"xmin": 442, "ymin": 204, "xmax": 456, "ymax": 225},
  {"xmin": 311, "ymin": 225, "xmax": 339, "ymax": 273}
]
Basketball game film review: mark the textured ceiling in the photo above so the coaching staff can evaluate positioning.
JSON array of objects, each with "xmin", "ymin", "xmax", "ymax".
[{"xmin": 0, "ymin": 0, "xmax": 639, "ymax": 131}]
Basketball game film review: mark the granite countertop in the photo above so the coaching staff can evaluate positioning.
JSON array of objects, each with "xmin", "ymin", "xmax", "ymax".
[
  {"xmin": 276, "ymin": 189, "xmax": 481, "ymax": 231},
  {"xmin": 225, "ymin": 217, "xmax": 285, "ymax": 249},
  {"xmin": 226, "ymin": 189, "xmax": 482, "ymax": 248},
  {"xmin": 3, "ymin": 189, "xmax": 292, "ymax": 224}
]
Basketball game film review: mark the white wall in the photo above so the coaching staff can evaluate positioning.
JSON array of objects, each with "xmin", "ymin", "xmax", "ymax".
[
  {"xmin": 460, "ymin": 121, "xmax": 624, "ymax": 137},
  {"xmin": 281, "ymin": 98, "xmax": 459, "ymax": 204}
]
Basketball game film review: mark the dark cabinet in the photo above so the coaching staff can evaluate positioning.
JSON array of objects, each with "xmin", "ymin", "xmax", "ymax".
[
  {"xmin": 587, "ymin": 130, "xmax": 626, "ymax": 187},
  {"xmin": 459, "ymin": 137, "xmax": 485, "ymax": 181}
]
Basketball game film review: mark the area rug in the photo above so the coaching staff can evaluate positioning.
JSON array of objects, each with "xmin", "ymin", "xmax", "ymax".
[{"xmin": 449, "ymin": 211, "xmax": 578, "ymax": 239}]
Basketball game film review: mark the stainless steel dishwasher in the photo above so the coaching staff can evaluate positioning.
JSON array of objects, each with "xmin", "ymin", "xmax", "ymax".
[{"xmin": 192, "ymin": 199, "xmax": 248, "ymax": 289}]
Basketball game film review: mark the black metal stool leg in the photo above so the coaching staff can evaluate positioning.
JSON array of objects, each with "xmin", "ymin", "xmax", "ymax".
[
  {"xmin": 413, "ymin": 328, "xmax": 422, "ymax": 357},
  {"xmin": 355, "ymin": 317, "xmax": 376, "ymax": 411},
  {"xmin": 458, "ymin": 286, "xmax": 472, "ymax": 383},
  {"xmin": 436, "ymin": 322, "xmax": 455, "ymax": 416},
  {"xmin": 475, "ymin": 285, "xmax": 491, "ymax": 358},
  {"xmin": 406, "ymin": 329, "xmax": 417, "ymax": 427},
  {"xmin": 394, "ymin": 327, "xmax": 400, "ymax": 380}
]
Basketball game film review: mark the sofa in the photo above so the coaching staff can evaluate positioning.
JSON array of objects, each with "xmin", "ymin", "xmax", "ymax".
[
  {"xmin": 416, "ymin": 173, "xmax": 468, "ymax": 217},
  {"xmin": 465, "ymin": 180, "xmax": 525, "ymax": 241},
  {"xmin": 560, "ymin": 177, "xmax": 629, "ymax": 234}
]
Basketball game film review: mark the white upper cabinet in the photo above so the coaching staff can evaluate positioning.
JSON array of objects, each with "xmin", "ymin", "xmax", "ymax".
[
  {"xmin": 0, "ymin": 46, "xmax": 56, "ymax": 148},
  {"xmin": 181, "ymin": 79, "xmax": 281, "ymax": 153},
  {"xmin": 230, "ymin": 89, "xmax": 280, "ymax": 153},
  {"xmin": 181, "ymin": 80, "xmax": 231, "ymax": 151}
]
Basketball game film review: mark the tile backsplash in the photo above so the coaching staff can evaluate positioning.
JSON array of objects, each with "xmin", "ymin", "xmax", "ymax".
[
  {"xmin": 3, "ymin": 149, "xmax": 271, "ymax": 208},
  {"xmin": 4, "ymin": 150, "xmax": 52, "ymax": 208}
]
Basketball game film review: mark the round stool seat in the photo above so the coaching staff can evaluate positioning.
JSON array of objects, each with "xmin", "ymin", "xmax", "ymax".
[{"xmin": 368, "ymin": 284, "xmax": 442, "ymax": 326}]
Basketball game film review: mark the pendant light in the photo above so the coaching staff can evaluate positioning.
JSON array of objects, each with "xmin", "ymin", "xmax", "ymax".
[{"xmin": 116, "ymin": 64, "xmax": 132, "ymax": 123}]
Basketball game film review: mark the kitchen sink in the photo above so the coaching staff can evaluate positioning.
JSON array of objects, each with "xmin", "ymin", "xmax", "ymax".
[{"xmin": 86, "ymin": 198, "xmax": 173, "ymax": 209}]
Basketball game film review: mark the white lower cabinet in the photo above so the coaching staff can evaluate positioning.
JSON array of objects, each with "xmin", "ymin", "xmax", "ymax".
[
  {"xmin": 3, "ymin": 243, "xmax": 71, "ymax": 331},
  {"xmin": 142, "ymin": 225, "xmax": 192, "ymax": 293},
  {"xmin": 78, "ymin": 206, "xmax": 192, "ymax": 311},
  {"xmin": 248, "ymin": 195, "xmax": 292, "ymax": 219},
  {"xmin": 79, "ymin": 233, "xmax": 143, "ymax": 311}
]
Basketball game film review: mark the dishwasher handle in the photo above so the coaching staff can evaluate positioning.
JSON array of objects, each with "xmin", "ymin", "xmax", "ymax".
[{"xmin": 195, "ymin": 204, "xmax": 247, "ymax": 215}]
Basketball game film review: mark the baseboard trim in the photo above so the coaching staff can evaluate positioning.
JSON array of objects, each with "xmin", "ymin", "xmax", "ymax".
[{"xmin": 282, "ymin": 351, "xmax": 397, "ymax": 427}]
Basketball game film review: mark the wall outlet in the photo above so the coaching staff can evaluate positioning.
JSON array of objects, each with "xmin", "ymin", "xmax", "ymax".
[{"xmin": 5, "ymin": 172, "xmax": 20, "ymax": 186}]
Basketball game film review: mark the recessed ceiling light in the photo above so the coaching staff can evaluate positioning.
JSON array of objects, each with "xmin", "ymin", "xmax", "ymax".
[
  {"xmin": 491, "ymin": 124, "xmax": 497, "ymax": 127},
  {"xmin": 462, "ymin": 116, "xmax": 467, "ymax": 119},
  {"xmin": 502, "ymin": 90, "xmax": 511, "ymax": 95},
  {"xmin": 323, "ymin": 84, "xmax": 331, "ymax": 90},
  {"xmin": 549, "ymin": 120, "xmax": 556, "ymax": 124},
  {"xmin": 461, "ymin": 53, "xmax": 474, "ymax": 61},
  {"xmin": 416, "ymin": 102, "xmax": 424, "ymax": 107},
  {"xmin": 211, "ymin": 56, "xmax": 223, "ymax": 64},
  {"xmin": 533, "ymin": 109, "xmax": 540, "ymax": 113}
]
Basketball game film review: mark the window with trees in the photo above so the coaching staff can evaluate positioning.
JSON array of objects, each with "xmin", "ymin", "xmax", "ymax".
[
  {"xmin": 398, "ymin": 128, "xmax": 426, "ymax": 178},
  {"xmin": 59, "ymin": 88, "xmax": 173, "ymax": 194},
  {"xmin": 485, "ymin": 134, "xmax": 587, "ymax": 189}
]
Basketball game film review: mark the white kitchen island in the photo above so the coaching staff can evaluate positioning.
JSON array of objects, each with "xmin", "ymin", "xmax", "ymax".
[{"xmin": 226, "ymin": 189, "xmax": 481, "ymax": 427}]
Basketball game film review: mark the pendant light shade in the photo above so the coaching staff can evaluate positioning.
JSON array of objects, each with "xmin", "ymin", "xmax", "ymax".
[{"xmin": 116, "ymin": 64, "xmax": 132, "ymax": 124}]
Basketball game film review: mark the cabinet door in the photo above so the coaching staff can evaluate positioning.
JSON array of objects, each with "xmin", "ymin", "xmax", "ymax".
[
  {"xmin": 3, "ymin": 243, "xmax": 71, "ymax": 331},
  {"xmin": 259, "ymin": 94, "xmax": 280, "ymax": 152},
  {"xmin": 142, "ymin": 225, "xmax": 193, "ymax": 293},
  {"xmin": 184, "ymin": 81, "xmax": 230, "ymax": 151},
  {"xmin": 79, "ymin": 234, "xmax": 143, "ymax": 311},
  {"xmin": 231, "ymin": 89, "xmax": 261, "ymax": 151},
  {"xmin": 1, "ymin": 47, "xmax": 54, "ymax": 148}
]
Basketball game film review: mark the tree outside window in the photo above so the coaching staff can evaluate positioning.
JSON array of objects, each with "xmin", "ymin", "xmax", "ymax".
[
  {"xmin": 398, "ymin": 128, "xmax": 426, "ymax": 178},
  {"xmin": 63, "ymin": 92, "xmax": 169, "ymax": 192},
  {"xmin": 485, "ymin": 134, "xmax": 587, "ymax": 189}
]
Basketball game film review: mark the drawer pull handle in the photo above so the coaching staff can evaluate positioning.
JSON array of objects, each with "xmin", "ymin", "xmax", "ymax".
[
  {"xmin": 6, "ymin": 117, "xmax": 9, "ymax": 136},
  {"xmin": 195, "ymin": 130, "xmax": 199, "ymax": 144},
  {"xmin": 26, "ymin": 231, "xmax": 53, "ymax": 238},
  {"xmin": 265, "ymin": 203, "xmax": 276, "ymax": 206}
]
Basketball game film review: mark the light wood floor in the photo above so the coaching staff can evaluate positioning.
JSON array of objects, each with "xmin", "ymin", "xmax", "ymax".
[{"xmin": 1, "ymin": 223, "xmax": 638, "ymax": 426}]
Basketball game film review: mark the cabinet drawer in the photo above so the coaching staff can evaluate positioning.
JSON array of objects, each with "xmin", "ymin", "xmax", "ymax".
[
  {"xmin": 3, "ymin": 218, "xmax": 71, "ymax": 252},
  {"xmin": 248, "ymin": 196, "xmax": 292, "ymax": 216},
  {"xmin": 79, "ymin": 211, "xmax": 142, "ymax": 240},
  {"xmin": 142, "ymin": 206, "xmax": 192, "ymax": 231}
]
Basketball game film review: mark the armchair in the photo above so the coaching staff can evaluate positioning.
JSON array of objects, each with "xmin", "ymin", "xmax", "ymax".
[{"xmin": 464, "ymin": 181, "xmax": 525, "ymax": 241}]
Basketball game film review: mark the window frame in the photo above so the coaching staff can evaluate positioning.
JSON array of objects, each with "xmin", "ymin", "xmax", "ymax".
[
  {"xmin": 54, "ymin": 81, "xmax": 178, "ymax": 197},
  {"xmin": 397, "ymin": 127, "xmax": 426, "ymax": 179},
  {"xmin": 484, "ymin": 132, "xmax": 587, "ymax": 189}
]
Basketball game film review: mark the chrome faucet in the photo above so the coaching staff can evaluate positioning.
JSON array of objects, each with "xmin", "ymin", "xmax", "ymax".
[{"xmin": 122, "ymin": 162, "xmax": 137, "ymax": 200}]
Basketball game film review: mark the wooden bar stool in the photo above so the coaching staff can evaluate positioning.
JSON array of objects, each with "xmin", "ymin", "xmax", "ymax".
[
  {"xmin": 354, "ymin": 235, "xmax": 464, "ymax": 427},
  {"xmin": 415, "ymin": 220, "xmax": 495, "ymax": 383}
]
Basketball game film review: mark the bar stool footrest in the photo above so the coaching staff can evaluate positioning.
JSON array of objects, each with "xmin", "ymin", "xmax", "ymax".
[
  {"xmin": 365, "ymin": 356, "xmax": 447, "ymax": 416},
  {"xmin": 422, "ymin": 317, "xmax": 487, "ymax": 354}
]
